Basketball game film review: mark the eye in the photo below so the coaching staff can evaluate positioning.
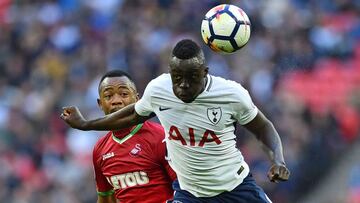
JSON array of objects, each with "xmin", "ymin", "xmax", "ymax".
[
  {"xmin": 121, "ymin": 92, "xmax": 129, "ymax": 97},
  {"xmin": 173, "ymin": 75, "xmax": 182, "ymax": 81},
  {"xmin": 104, "ymin": 95, "xmax": 112, "ymax": 100}
]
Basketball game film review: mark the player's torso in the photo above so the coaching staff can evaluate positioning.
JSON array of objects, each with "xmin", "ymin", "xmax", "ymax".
[
  {"xmin": 94, "ymin": 125, "xmax": 173, "ymax": 202},
  {"xmin": 153, "ymin": 74, "xmax": 239, "ymax": 147},
  {"xmin": 150, "ymin": 74, "xmax": 250, "ymax": 197}
]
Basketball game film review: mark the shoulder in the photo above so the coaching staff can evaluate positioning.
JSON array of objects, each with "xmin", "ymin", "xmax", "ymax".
[
  {"xmin": 141, "ymin": 74, "xmax": 171, "ymax": 98},
  {"xmin": 211, "ymin": 75, "xmax": 242, "ymax": 88},
  {"xmin": 93, "ymin": 132, "xmax": 112, "ymax": 155},
  {"xmin": 210, "ymin": 75, "xmax": 249, "ymax": 97},
  {"xmin": 142, "ymin": 121, "xmax": 165, "ymax": 135},
  {"xmin": 148, "ymin": 73, "xmax": 171, "ymax": 88},
  {"xmin": 140, "ymin": 121, "xmax": 165, "ymax": 141}
]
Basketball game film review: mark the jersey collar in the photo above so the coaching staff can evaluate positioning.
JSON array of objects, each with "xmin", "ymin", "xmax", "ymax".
[
  {"xmin": 112, "ymin": 123, "xmax": 143, "ymax": 144},
  {"xmin": 204, "ymin": 74, "xmax": 212, "ymax": 92}
]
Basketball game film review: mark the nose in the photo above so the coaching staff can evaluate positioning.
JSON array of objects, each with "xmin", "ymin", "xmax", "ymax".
[
  {"xmin": 179, "ymin": 80, "xmax": 190, "ymax": 89},
  {"xmin": 111, "ymin": 94, "xmax": 124, "ymax": 106}
]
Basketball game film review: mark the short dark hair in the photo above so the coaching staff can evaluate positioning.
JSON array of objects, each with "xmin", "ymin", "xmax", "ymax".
[
  {"xmin": 172, "ymin": 39, "xmax": 202, "ymax": 59},
  {"xmin": 98, "ymin": 70, "xmax": 135, "ymax": 93}
]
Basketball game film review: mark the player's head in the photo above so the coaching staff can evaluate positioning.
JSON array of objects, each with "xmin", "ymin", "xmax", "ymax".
[
  {"xmin": 169, "ymin": 39, "xmax": 208, "ymax": 103},
  {"xmin": 97, "ymin": 70, "xmax": 139, "ymax": 115}
]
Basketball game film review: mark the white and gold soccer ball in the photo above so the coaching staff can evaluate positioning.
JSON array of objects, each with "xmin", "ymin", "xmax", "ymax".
[{"xmin": 201, "ymin": 4, "xmax": 251, "ymax": 54}]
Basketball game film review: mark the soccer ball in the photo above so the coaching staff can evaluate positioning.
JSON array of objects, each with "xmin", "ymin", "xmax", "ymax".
[{"xmin": 201, "ymin": 4, "xmax": 251, "ymax": 53}]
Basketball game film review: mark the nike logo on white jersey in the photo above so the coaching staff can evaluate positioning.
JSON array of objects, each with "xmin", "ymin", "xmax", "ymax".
[{"xmin": 159, "ymin": 106, "xmax": 171, "ymax": 111}]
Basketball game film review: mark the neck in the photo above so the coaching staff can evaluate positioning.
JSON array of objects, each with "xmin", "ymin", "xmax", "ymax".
[
  {"xmin": 112, "ymin": 126, "xmax": 135, "ymax": 139},
  {"xmin": 201, "ymin": 75, "xmax": 208, "ymax": 92}
]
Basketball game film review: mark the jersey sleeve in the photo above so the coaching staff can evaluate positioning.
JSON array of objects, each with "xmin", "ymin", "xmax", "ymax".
[
  {"xmin": 231, "ymin": 85, "xmax": 258, "ymax": 125},
  {"xmin": 93, "ymin": 146, "xmax": 114, "ymax": 196},
  {"xmin": 134, "ymin": 79, "xmax": 155, "ymax": 116},
  {"xmin": 152, "ymin": 124, "xmax": 177, "ymax": 181},
  {"xmin": 159, "ymin": 139, "xmax": 177, "ymax": 181}
]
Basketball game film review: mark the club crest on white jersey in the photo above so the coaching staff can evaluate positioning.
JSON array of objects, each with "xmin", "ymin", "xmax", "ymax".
[{"xmin": 207, "ymin": 107, "xmax": 222, "ymax": 125}]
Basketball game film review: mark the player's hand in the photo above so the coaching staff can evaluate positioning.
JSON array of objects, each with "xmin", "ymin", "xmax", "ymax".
[
  {"xmin": 267, "ymin": 163, "xmax": 290, "ymax": 183},
  {"xmin": 60, "ymin": 106, "xmax": 88, "ymax": 130}
]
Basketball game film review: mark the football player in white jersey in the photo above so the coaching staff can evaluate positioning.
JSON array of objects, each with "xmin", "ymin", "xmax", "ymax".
[{"xmin": 61, "ymin": 39, "xmax": 290, "ymax": 202}]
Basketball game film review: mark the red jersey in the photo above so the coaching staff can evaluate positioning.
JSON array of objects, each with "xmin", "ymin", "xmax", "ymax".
[{"xmin": 93, "ymin": 121, "xmax": 176, "ymax": 203}]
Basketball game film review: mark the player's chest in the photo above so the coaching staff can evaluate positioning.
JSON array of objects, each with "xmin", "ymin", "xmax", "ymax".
[
  {"xmin": 98, "ymin": 142, "xmax": 155, "ymax": 174},
  {"xmin": 154, "ymin": 98, "xmax": 235, "ymax": 129},
  {"xmin": 99, "ymin": 144, "xmax": 159, "ymax": 192}
]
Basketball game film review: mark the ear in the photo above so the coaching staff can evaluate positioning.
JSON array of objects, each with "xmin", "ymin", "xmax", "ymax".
[
  {"xmin": 135, "ymin": 93, "xmax": 140, "ymax": 101},
  {"xmin": 203, "ymin": 66, "xmax": 209, "ymax": 76},
  {"xmin": 97, "ymin": 98, "xmax": 103, "ymax": 110}
]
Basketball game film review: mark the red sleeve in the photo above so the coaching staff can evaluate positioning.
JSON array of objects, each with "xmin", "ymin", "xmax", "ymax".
[
  {"xmin": 161, "ymin": 140, "xmax": 177, "ymax": 181},
  {"xmin": 152, "ymin": 123, "xmax": 177, "ymax": 181},
  {"xmin": 93, "ymin": 144, "xmax": 114, "ymax": 193}
]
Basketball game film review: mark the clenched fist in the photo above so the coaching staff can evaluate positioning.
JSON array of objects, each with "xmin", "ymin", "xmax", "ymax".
[
  {"xmin": 267, "ymin": 163, "xmax": 290, "ymax": 183},
  {"xmin": 60, "ymin": 106, "xmax": 88, "ymax": 130}
]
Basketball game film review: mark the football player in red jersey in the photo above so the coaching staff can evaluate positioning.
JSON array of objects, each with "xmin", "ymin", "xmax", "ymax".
[{"xmin": 91, "ymin": 70, "xmax": 176, "ymax": 203}]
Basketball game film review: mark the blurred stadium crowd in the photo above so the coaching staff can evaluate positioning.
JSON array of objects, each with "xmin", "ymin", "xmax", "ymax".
[{"xmin": 0, "ymin": 0, "xmax": 359, "ymax": 202}]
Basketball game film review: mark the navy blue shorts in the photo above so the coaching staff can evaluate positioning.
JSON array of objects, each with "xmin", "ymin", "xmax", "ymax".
[{"xmin": 171, "ymin": 173, "xmax": 272, "ymax": 203}]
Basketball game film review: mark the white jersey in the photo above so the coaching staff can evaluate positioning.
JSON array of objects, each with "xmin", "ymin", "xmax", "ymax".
[{"xmin": 134, "ymin": 73, "xmax": 258, "ymax": 197}]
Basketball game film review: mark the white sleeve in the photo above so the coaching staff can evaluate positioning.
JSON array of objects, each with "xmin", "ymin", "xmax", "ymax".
[
  {"xmin": 134, "ymin": 81, "xmax": 155, "ymax": 116},
  {"xmin": 231, "ymin": 87, "xmax": 258, "ymax": 125}
]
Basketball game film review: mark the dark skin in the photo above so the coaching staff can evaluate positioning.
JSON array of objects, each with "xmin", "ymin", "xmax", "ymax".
[
  {"xmin": 169, "ymin": 54, "xmax": 208, "ymax": 103},
  {"xmin": 97, "ymin": 76, "xmax": 139, "ymax": 115},
  {"xmin": 61, "ymin": 54, "xmax": 290, "ymax": 183},
  {"xmin": 96, "ymin": 76, "xmax": 139, "ymax": 203}
]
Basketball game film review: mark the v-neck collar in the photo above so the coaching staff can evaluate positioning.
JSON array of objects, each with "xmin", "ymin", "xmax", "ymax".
[{"xmin": 112, "ymin": 124, "xmax": 143, "ymax": 144}]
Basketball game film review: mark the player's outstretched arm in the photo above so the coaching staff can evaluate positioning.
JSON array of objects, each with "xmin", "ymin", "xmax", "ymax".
[
  {"xmin": 60, "ymin": 104, "xmax": 151, "ymax": 131},
  {"xmin": 97, "ymin": 195, "xmax": 116, "ymax": 203},
  {"xmin": 243, "ymin": 110, "xmax": 290, "ymax": 183}
]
